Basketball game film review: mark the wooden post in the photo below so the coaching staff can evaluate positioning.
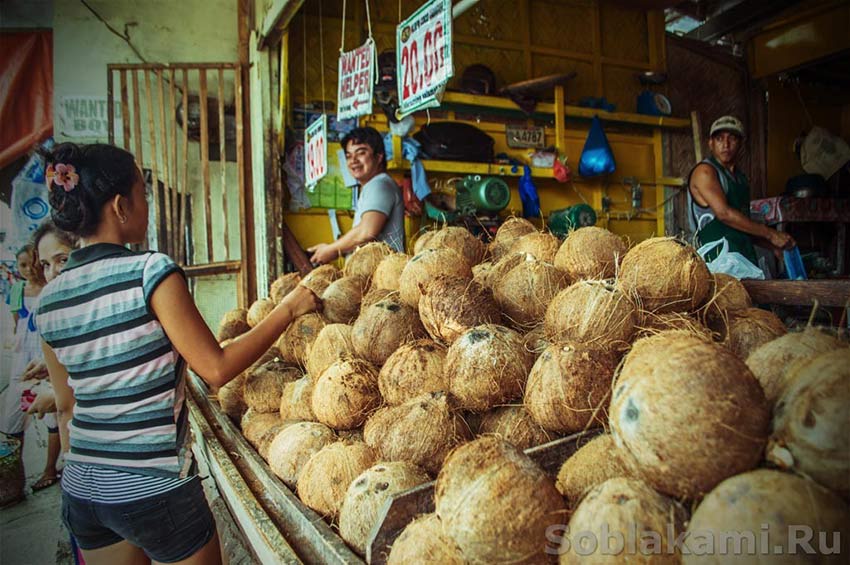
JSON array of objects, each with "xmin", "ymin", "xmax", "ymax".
[
  {"xmin": 691, "ymin": 111, "xmax": 703, "ymax": 163},
  {"xmin": 218, "ymin": 68, "xmax": 230, "ymax": 259},
  {"xmin": 180, "ymin": 69, "xmax": 191, "ymax": 265},
  {"xmin": 144, "ymin": 70, "xmax": 161, "ymax": 251},
  {"xmin": 131, "ymin": 70, "xmax": 144, "ymax": 166},
  {"xmin": 168, "ymin": 69, "xmax": 179, "ymax": 259},
  {"xmin": 156, "ymin": 70, "xmax": 173, "ymax": 257},
  {"xmin": 107, "ymin": 69, "xmax": 114, "ymax": 145},
  {"xmin": 119, "ymin": 70, "xmax": 131, "ymax": 151},
  {"xmin": 199, "ymin": 69, "xmax": 214, "ymax": 263}
]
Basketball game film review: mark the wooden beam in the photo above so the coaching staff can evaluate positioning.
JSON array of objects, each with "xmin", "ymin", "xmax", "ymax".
[
  {"xmin": 259, "ymin": 0, "xmax": 304, "ymax": 49},
  {"xmin": 742, "ymin": 280, "xmax": 850, "ymax": 308}
]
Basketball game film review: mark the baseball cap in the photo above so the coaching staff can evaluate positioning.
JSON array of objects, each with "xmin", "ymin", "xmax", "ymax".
[{"xmin": 709, "ymin": 115, "xmax": 744, "ymax": 138}]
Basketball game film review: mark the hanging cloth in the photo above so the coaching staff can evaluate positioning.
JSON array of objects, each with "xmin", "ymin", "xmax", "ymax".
[{"xmin": 519, "ymin": 165, "xmax": 540, "ymax": 218}]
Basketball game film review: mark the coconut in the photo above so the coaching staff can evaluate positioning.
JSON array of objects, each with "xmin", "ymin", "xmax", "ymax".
[
  {"xmin": 610, "ymin": 332, "xmax": 770, "ymax": 499},
  {"xmin": 240, "ymin": 409, "xmax": 282, "ymax": 448},
  {"xmin": 217, "ymin": 308, "xmax": 250, "ymax": 341},
  {"xmin": 257, "ymin": 420, "xmax": 300, "ymax": 460},
  {"xmin": 305, "ymin": 324, "xmax": 356, "ymax": 380},
  {"xmin": 419, "ymin": 226, "xmax": 487, "ymax": 267},
  {"xmin": 338, "ymin": 428, "xmax": 365, "ymax": 443},
  {"xmin": 360, "ymin": 287, "xmax": 395, "ymax": 313},
  {"xmin": 418, "ymin": 275, "xmax": 501, "ymax": 344},
  {"xmin": 267, "ymin": 421, "xmax": 337, "ymax": 487},
  {"xmin": 299, "ymin": 264, "xmax": 341, "ymax": 296},
  {"xmin": 522, "ymin": 325, "xmax": 551, "ymax": 360},
  {"xmin": 714, "ymin": 307, "xmax": 787, "ymax": 359},
  {"xmin": 279, "ymin": 376, "xmax": 316, "ymax": 421},
  {"xmin": 562, "ymin": 477, "xmax": 687, "ymax": 564},
  {"xmin": 637, "ymin": 310, "xmax": 713, "ymax": 341},
  {"xmin": 378, "ymin": 339, "xmax": 448, "ymax": 406},
  {"xmin": 339, "ymin": 462, "xmax": 431, "ymax": 556},
  {"xmin": 372, "ymin": 253, "xmax": 409, "ymax": 291},
  {"xmin": 767, "ymin": 349, "xmax": 850, "ymax": 499},
  {"xmin": 386, "ymin": 513, "xmax": 465, "ymax": 565},
  {"xmin": 296, "ymin": 440, "xmax": 375, "ymax": 520},
  {"xmin": 471, "ymin": 260, "xmax": 493, "ymax": 286},
  {"xmin": 524, "ymin": 343, "xmax": 619, "ymax": 434},
  {"xmin": 446, "ymin": 324, "xmax": 535, "ymax": 413},
  {"xmin": 412, "ymin": 229, "xmax": 436, "ymax": 255},
  {"xmin": 243, "ymin": 360, "xmax": 301, "ymax": 413},
  {"xmin": 746, "ymin": 327, "xmax": 847, "ymax": 406},
  {"xmin": 246, "ymin": 297, "xmax": 276, "ymax": 328},
  {"xmin": 479, "ymin": 252, "xmax": 528, "ymax": 290},
  {"xmin": 544, "ymin": 280, "xmax": 637, "ymax": 349},
  {"xmin": 555, "ymin": 434, "xmax": 633, "ymax": 506},
  {"xmin": 311, "ymin": 358, "xmax": 381, "ymax": 430},
  {"xmin": 364, "ymin": 391, "xmax": 471, "ymax": 475},
  {"xmin": 703, "ymin": 272, "xmax": 751, "ymax": 320},
  {"xmin": 683, "ymin": 469, "xmax": 850, "ymax": 563},
  {"xmin": 345, "ymin": 242, "xmax": 394, "ymax": 281},
  {"xmin": 277, "ymin": 313, "xmax": 327, "ymax": 367},
  {"xmin": 352, "ymin": 296, "xmax": 427, "ymax": 366},
  {"xmin": 269, "ymin": 272, "xmax": 302, "ymax": 304},
  {"xmin": 322, "ymin": 275, "xmax": 366, "ymax": 324},
  {"xmin": 554, "ymin": 226, "xmax": 627, "ymax": 281},
  {"xmin": 435, "ymin": 436, "xmax": 565, "ymax": 563},
  {"xmin": 508, "ymin": 231, "xmax": 560, "ymax": 264},
  {"xmin": 494, "ymin": 258, "xmax": 570, "ymax": 329},
  {"xmin": 218, "ymin": 372, "xmax": 248, "ymax": 422},
  {"xmin": 489, "ymin": 217, "xmax": 537, "ymax": 260},
  {"xmin": 398, "ymin": 248, "xmax": 472, "ymax": 308},
  {"xmin": 617, "ymin": 237, "xmax": 711, "ymax": 313},
  {"xmin": 478, "ymin": 405, "xmax": 552, "ymax": 451}
]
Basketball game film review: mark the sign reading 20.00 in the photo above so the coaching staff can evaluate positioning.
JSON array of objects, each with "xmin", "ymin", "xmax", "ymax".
[
  {"xmin": 396, "ymin": 0, "xmax": 453, "ymax": 118},
  {"xmin": 304, "ymin": 115, "xmax": 328, "ymax": 188}
]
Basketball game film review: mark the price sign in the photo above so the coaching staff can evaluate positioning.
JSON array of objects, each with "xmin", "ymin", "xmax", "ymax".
[
  {"xmin": 337, "ymin": 40, "xmax": 375, "ymax": 121},
  {"xmin": 396, "ymin": 0, "xmax": 453, "ymax": 117},
  {"xmin": 304, "ymin": 115, "xmax": 328, "ymax": 187}
]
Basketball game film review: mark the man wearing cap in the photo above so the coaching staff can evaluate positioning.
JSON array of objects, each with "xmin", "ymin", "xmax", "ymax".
[{"xmin": 688, "ymin": 115, "xmax": 794, "ymax": 265}]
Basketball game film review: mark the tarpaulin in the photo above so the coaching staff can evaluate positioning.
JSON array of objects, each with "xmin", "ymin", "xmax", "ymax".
[{"xmin": 0, "ymin": 31, "xmax": 53, "ymax": 169}]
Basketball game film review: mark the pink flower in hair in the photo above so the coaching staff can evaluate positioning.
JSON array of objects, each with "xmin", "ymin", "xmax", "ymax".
[{"xmin": 46, "ymin": 163, "xmax": 79, "ymax": 192}]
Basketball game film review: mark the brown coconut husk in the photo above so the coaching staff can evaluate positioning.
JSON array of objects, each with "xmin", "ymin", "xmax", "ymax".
[
  {"xmin": 398, "ymin": 248, "xmax": 472, "ymax": 308},
  {"xmin": 489, "ymin": 217, "xmax": 537, "ymax": 260},
  {"xmin": 218, "ymin": 372, "xmax": 248, "ymax": 422},
  {"xmin": 217, "ymin": 308, "xmax": 250, "ymax": 341},
  {"xmin": 554, "ymin": 226, "xmax": 627, "ymax": 281},
  {"xmin": 338, "ymin": 428, "xmax": 365, "ymax": 443},
  {"xmin": 243, "ymin": 360, "xmax": 301, "ymax": 413},
  {"xmin": 386, "ymin": 513, "xmax": 465, "ymax": 565},
  {"xmin": 371, "ymin": 253, "xmax": 410, "ymax": 291},
  {"xmin": 562, "ymin": 477, "xmax": 687, "ymax": 564},
  {"xmin": 296, "ymin": 440, "xmax": 376, "ymax": 520},
  {"xmin": 322, "ymin": 275, "xmax": 367, "ymax": 324},
  {"xmin": 746, "ymin": 327, "xmax": 847, "ymax": 406},
  {"xmin": 479, "ymin": 252, "xmax": 529, "ymax": 289},
  {"xmin": 419, "ymin": 226, "xmax": 487, "ymax": 267},
  {"xmin": 494, "ymin": 258, "xmax": 570, "ymax": 329},
  {"xmin": 522, "ymin": 325, "xmax": 550, "ymax": 360},
  {"xmin": 344, "ymin": 242, "xmax": 394, "ymax": 281},
  {"xmin": 434, "ymin": 437, "xmax": 565, "ymax": 563},
  {"xmin": 686, "ymin": 469, "xmax": 850, "ymax": 557},
  {"xmin": 508, "ymin": 231, "xmax": 560, "ymax": 264},
  {"xmin": 352, "ymin": 296, "xmax": 427, "ymax": 366},
  {"xmin": 267, "ymin": 421, "xmax": 337, "ymax": 487},
  {"xmin": 305, "ymin": 324, "xmax": 356, "ymax": 380},
  {"xmin": 445, "ymin": 324, "xmax": 535, "ymax": 413},
  {"xmin": 478, "ymin": 405, "xmax": 552, "ymax": 451},
  {"xmin": 269, "ymin": 272, "xmax": 302, "ymax": 304},
  {"xmin": 419, "ymin": 275, "xmax": 501, "ymax": 345},
  {"xmin": 609, "ymin": 332, "xmax": 769, "ymax": 499},
  {"xmin": 412, "ymin": 229, "xmax": 437, "ymax": 255},
  {"xmin": 240, "ymin": 409, "xmax": 282, "ymax": 448},
  {"xmin": 339, "ymin": 462, "xmax": 431, "ymax": 556},
  {"xmin": 360, "ymin": 287, "xmax": 396, "ymax": 313},
  {"xmin": 279, "ymin": 376, "xmax": 316, "ymax": 421},
  {"xmin": 712, "ymin": 307, "xmax": 787, "ymax": 359},
  {"xmin": 702, "ymin": 272, "xmax": 752, "ymax": 322},
  {"xmin": 277, "ymin": 313, "xmax": 327, "ymax": 367},
  {"xmin": 311, "ymin": 358, "xmax": 381, "ymax": 430},
  {"xmin": 363, "ymin": 391, "xmax": 472, "ymax": 475},
  {"xmin": 544, "ymin": 280, "xmax": 637, "ymax": 350},
  {"xmin": 636, "ymin": 310, "xmax": 713, "ymax": 341},
  {"xmin": 299, "ymin": 264, "xmax": 341, "ymax": 296},
  {"xmin": 378, "ymin": 339, "xmax": 447, "ymax": 406},
  {"xmin": 471, "ymin": 260, "xmax": 493, "ymax": 287},
  {"xmin": 247, "ymin": 297, "xmax": 276, "ymax": 328},
  {"xmin": 555, "ymin": 434, "xmax": 633, "ymax": 507},
  {"xmin": 767, "ymin": 349, "xmax": 850, "ymax": 499},
  {"xmin": 257, "ymin": 420, "xmax": 301, "ymax": 461},
  {"xmin": 617, "ymin": 237, "xmax": 711, "ymax": 313},
  {"xmin": 524, "ymin": 342, "xmax": 619, "ymax": 434}
]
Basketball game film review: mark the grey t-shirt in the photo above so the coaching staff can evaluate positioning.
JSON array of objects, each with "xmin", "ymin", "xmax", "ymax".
[{"xmin": 353, "ymin": 172, "xmax": 405, "ymax": 252}]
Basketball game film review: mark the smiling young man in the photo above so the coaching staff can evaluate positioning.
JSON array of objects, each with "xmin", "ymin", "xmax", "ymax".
[
  {"xmin": 688, "ymin": 115, "xmax": 794, "ymax": 264},
  {"xmin": 308, "ymin": 127, "xmax": 405, "ymax": 264}
]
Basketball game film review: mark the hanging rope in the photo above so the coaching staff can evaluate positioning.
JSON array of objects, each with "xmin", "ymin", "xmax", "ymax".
[
  {"xmin": 318, "ymin": 0, "xmax": 326, "ymax": 113},
  {"xmin": 365, "ymin": 0, "xmax": 374, "ymax": 41},
  {"xmin": 339, "ymin": 0, "xmax": 347, "ymax": 54}
]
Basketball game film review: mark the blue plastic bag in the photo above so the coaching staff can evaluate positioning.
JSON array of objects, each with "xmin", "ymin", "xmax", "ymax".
[
  {"xmin": 519, "ymin": 165, "xmax": 540, "ymax": 218},
  {"xmin": 578, "ymin": 116, "xmax": 616, "ymax": 177}
]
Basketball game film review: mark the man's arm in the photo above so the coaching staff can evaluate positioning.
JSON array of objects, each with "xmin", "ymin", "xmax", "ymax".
[{"xmin": 308, "ymin": 211, "xmax": 387, "ymax": 264}]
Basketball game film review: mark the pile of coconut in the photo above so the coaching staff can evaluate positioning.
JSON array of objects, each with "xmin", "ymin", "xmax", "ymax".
[{"xmin": 211, "ymin": 223, "xmax": 848, "ymax": 561}]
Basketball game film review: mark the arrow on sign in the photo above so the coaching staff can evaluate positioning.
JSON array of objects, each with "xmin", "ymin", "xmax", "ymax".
[{"xmin": 352, "ymin": 99, "xmax": 360, "ymax": 109}]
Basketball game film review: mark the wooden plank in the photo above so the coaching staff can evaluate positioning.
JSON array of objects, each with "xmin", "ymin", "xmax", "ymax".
[
  {"xmin": 554, "ymin": 85, "xmax": 565, "ymax": 157},
  {"xmin": 199, "ymin": 69, "xmax": 214, "ymax": 263},
  {"xmin": 156, "ymin": 70, "xmax": 173, "ymax": 257},
  {"xmin": 119, "ymin": 70, "xmax": 131, "ymax": 150},
  {"xmin": 181, "ymin": 69, "xmax": 190, "ymax": 265},
  {"xmin": 742, "ymin": 280, "xmax": 850, "ymax": 308},
  {"xmin": 183, "ymin": 260, "xmax": 242, "ymax": 278},
  {"xmin": 109, "ymin": 62, "xmax": 241, "ymax": 70},
  {"xmin": 143, "ymin": 70, "xmax": 161, "ymax": 251},
  {"xmin": 168, "ymin": 69, "xmax": 179, "ymax": 260},
  {"xmin": 691, "ymin": 111, "xmax": 703, "ymax": 162},
  {"xmin": 107, "ymin": 70, "xmax": 114, "ymax": 145},
  {"xmin": 235, "ymin": 66, "xmax": 251, "ymax": 306},
  {"xmin": 218, "ymin": 68, "xmax": 230, "ymax": 259},
  {"xmin": 131, "ymin": 70, "xmax": 144, "ymax": 166}
]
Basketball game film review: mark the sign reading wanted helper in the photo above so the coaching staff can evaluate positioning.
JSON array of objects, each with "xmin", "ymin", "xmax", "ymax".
[
  {"xmin": 337, "ymin": 40, "xmax": 374, "ymax": 121},
  {"xmin": 304, "ymin": 115, "xmax": 328, "ymax": 187},
  {"xmin": 396, "ymin": 0, "xmax": 453, "ymax": 118}
]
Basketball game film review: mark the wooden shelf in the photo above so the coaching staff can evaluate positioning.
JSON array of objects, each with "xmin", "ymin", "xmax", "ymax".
[{"xmin": 386, "ymin": 158, "xmax": 553, "ymax": 179}]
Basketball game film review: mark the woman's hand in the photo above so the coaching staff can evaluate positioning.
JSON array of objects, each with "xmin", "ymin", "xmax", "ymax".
[
  {"xmin": 28, "ymin": 390, "xmax": 57, "ymax": 418},
  {"xmin": 279, "ymin": 285, "xmax": 322, "ymax": 319},
  {"xmin": 22, "ymin": 360, "xmax": 49, "ymax": 381}
]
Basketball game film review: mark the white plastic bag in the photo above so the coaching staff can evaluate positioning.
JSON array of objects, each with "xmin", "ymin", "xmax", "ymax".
[{"xmin": 697, "ymin": 238, "xmax": 765, "ymax": 280}]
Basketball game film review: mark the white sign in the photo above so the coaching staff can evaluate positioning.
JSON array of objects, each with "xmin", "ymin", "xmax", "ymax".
[
  {"xmin": 304, "ymin": 115, "xmax": 328, "ymax": 187},
  {"xmin": 396, "ymin": 0, "xmax": 453, "ymax": 117},
  {"xmin": 58, "ymin": 96, "xmax": 123, "ymax": 139},
  {"xmin": 337, "ymin": 40, "xmax": 375, "ymax": 120}
]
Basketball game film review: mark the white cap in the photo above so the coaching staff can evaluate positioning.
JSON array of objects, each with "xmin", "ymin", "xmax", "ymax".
[{"xmin": 709, "ymin": 115, "xmax": 744, "ymax": 138}]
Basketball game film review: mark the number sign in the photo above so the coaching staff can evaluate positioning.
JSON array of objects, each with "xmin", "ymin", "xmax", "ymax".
[
  {"xmin": 337, "ymin": 40, "xmax": 375, "ymax": 121},
  {"xmin": 506, "ymin": 125, "xmax": 546, "ymax": 149},
  {"xmin": 305, "ymin": 115, "xmax": 328, "ymax": 187}
]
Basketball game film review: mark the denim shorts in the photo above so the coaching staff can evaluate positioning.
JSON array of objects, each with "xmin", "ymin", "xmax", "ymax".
[{"xmin": 60, "ymin": 477, "xmax": 216, "ymax": 562}]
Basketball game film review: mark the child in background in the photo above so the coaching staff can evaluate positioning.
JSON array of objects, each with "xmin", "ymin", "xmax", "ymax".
[{"xmin": 37, "ymin": 143, "xmax": 321, "ymax": 565}]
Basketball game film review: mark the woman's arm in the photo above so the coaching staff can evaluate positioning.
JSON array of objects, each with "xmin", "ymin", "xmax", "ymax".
[
  {"xmin": 151, "ymin": 275, "xmax": 321, "ymax": 388},
  {"xmin": 41, "ymin": 340, "xmax": 74, "ymax": 452}
]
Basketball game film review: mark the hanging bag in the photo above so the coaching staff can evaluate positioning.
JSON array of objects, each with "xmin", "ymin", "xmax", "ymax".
[
  {"xmin": 697, "ymin": 238, "xmax": 765, "ymax": 280},
  {"xmin": 578, "ymin": 115, "xmax": 616, "ymax": 177}
]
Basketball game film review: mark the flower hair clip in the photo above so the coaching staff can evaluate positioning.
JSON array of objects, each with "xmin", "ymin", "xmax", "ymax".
[{"xmin": 46, "ymin": 163, "xmax": 80, "ymax": 192}]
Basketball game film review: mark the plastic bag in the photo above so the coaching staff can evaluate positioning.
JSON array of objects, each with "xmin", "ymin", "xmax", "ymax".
[
  {"xmin": 578, "ymin": 115, "xmax": 616, "ymax": 177},
  {"xmin": 519, "ymin": 165, "xmax": 540, "ymax": 218},
  {"xmin": 697, "ymin": 238, "xmax": 765, "ymax": 280}
]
